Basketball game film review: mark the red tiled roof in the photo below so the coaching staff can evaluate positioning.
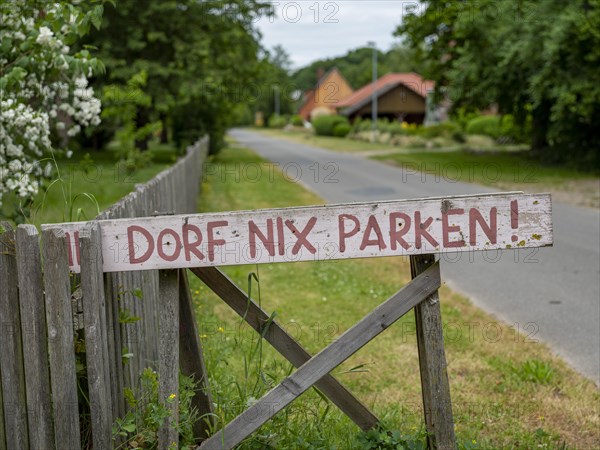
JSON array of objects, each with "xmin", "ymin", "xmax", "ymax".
[{"xmin": 336, "ymin": 73, "xmax": 434, "ymax": 110}]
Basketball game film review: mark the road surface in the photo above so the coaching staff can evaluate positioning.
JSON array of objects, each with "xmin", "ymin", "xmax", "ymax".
[{"xmin": 229, "ymin": 128, "xmax": 600, "ymax": 385}]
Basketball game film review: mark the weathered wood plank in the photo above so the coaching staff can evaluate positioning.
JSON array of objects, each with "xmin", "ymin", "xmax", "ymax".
[
  {"xmin": 42, "ymin": 228, "xmax": 81, "ymax": 450},
  {"xmin": 80, "ymin": 222, "xmax": 113, "ymax": 449},
  {"xmin": 48, "ymin": 193, "xmax": 553, "ymax": 273},
  {"xmin": 16, "ymin": 225, "xmax": 54, "ymax": 447},
  {"xmin": 179, "ymin": 270, "xmax": 214, "ymax": 440},
  {"xmin": 190, "ymin": 266, "xmax": 379, "ymax": 432},
  {"xmin": 0, "ymin": 362, "xmax": 5, "ymax": 450},
  {"xmin": 104, "ymin": 272, "xmax": 125, "ymax": 421},
  {"xmin": 199, "ymin": 263, "xmax": 441, "ymax": 449},
  {"xmin": 0, "ymin": 222, "xmax": 28, "ymax": 449},
  {"xmin": 411, "ymin": 255, "xmax": 455, "ymax": 450},
  {"xmin": 158, "ymin": 270, "xmax": 179, "ymax": 448}
]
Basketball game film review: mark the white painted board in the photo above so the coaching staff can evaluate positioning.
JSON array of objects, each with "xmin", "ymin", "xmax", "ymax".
[{"xmin": 42, "ymin": 193, "xmax": 553, "ymax": 273}]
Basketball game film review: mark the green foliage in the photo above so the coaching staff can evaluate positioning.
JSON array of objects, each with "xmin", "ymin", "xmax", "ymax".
[
  {"xmin": 418, "ymin": 122, "xmax": 462, "ymax": 140},
  {"xmin": 397, "ymin": 0, "xmax": 600, "ymax": 168},
  {"xmin": 312, "ymin": 115, "xmax": 350, "ymax": 136},
  {"xmin": 290, "ymin": 115, "xmax": 304, "ymax": 127},
  {"xmin": 356, "ymin": 426, "xmax": 427, "ymax": 450},
  {"xmin": 465, "ymin": 115, "xmax": 528, "ymax": 143},
  {"xmin": 101, "ymin": 70, "xmax": 161, "ymax": 166},
  {"xmin": 388, "ymin": 123, "xmax": 405, "ymax": 136},
  {"xmin": 252, "ymin": 46, "xmax": 298, "ymax": 121},
  {"xmin": 268, "ymin": 115, "xmax": 287, "ymax": 129},
  {"xmin": 112, "ymin": 368, "xmax": 200, "ymax": 448},
  {"xmin": 84, "ymin": 0, "xmax": 273, "ymax": 154},
  {"xmin": 466, "ymin": 116, "xmax": 503, "ymax": 139},
  {"xmin": 332, "ymin": 122, "xmax": 351, "ymax": 138}
]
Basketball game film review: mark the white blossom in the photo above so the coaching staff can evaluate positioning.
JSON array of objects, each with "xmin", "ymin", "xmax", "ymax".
[
  {"xmin": 36, "ymin": 26, "xmax": 54, "ymax": 45},
  {"xmin": 1, "ymin": 1, "xmax": 103, "ymax": 212}
]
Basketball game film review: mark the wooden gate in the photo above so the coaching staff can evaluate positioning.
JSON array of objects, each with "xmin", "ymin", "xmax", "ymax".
[{"xmin": 40, "ymin": 192, "xmax": 551, "ymax": 449}]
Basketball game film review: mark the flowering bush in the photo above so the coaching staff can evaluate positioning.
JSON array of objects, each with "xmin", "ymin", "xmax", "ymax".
[{"xmin": 0, "ymin": 0, "xmax": 106, "ymax": 215}]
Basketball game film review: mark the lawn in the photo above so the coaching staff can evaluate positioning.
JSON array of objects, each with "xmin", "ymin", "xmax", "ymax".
[
  {"xmin": 19, "ymin": 142, "xmax": 179, "ymax": 227},
  {"xmin": 373, "ymin": 151, "xmax": 599, "ymax": 209},
  {"xmin": 190, "ymin": 142, "xmax": 600, "ymax": 449}
]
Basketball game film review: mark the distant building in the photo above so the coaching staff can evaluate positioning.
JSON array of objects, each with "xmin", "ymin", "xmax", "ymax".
[
  {"xmin": 298, "ymin": 68, "xmax": 354, "ymax": 121},
  {"xmin": 336, "ymin": 73, "xmax": 434, "ymax": 124}
]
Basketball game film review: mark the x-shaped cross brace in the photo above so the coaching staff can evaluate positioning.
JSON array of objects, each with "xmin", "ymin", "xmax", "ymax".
[{"xmin": 190, "ymin": 262, "xmax": 442, "ymax": 450}]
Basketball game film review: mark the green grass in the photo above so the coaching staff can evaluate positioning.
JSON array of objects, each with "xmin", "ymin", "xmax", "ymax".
[
  {"xmin": 373, "ymin": 150, "xmax": 596, "ymax": 187},
  {"xmin": 23, "ymin": 142, "xmax": 177, "ymax": 226},
  {"xmin": 190, "ymin": 142, "xmax": 600, "ymax": 449}
]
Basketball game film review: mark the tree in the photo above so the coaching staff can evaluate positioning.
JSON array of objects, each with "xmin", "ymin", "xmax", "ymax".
[
  {"xmin": 291, "ymin": 44, "xmax": 424, "ymax": 93},
  {"xmin": 84, "ymin": 0, "xmax": 272, "ymax": 153},
  {"xmin": 397, "ymin": 0, "xmax": 600, "ymax": 168},
  {"xmin": 1, "ymin": 0, "xmax": 105, "ymax": 218},
  {"xmin": 251, "ymin": 46, "xmax": 297, "ymax": 122}
]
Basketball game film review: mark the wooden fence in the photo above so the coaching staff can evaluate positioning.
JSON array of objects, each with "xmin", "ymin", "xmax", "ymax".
[{"xmin": 0, "ymin": 137, "xmax": 209, "ymax": 450}]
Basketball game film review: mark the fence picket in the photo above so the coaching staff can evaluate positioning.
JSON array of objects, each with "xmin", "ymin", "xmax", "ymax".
[
  {"xmin": 80, "ymin": 222, "xmax": 113, "ymax": 449},
  {"xmin": 42, "ymin": 228, "xmax": 81, "ymax": 450},
  {"xmin": 0, "ymin": 367, "xmax": 4, "ymax": 450},
  {"xmin": 0, "ymin": 222, "xmax": 28, "ymax": 450},
  {"xmin": 16, "ymin": 225, "xmax": 54, "ymax": 447}
]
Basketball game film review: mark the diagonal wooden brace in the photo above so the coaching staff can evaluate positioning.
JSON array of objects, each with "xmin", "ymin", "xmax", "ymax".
[
  {"xmin": 189, "ymin": 266, "xmax": 379, "ymax": 432},
  {"xmin": 179, "ymin": 269, "xmax": 215, "ymax": 440},
  {"xmin": 197, "ymin": 262, "xmax": 441, "ymax": 450}
]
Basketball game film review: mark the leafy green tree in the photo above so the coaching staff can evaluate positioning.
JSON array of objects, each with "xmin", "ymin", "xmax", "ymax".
[
  {"xmin": 84, "ymin": 0, "xmax": 271, "ymax": 153},
  {"xmin": 397, "ymin": 0, "xmax": 600, "ymax": 167},
  {"xmin": 252, "ymin": 45, "xmax": 297, "ymax": 122}
]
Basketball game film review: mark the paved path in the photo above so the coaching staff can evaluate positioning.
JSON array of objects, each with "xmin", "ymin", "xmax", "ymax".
[{"xmin": 230, "ymin": 128, "xmax": 600, "ymax": 385}]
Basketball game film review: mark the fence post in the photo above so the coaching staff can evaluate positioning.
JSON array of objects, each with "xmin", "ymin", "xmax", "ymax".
[
  {"xmin": 0, "ymin": 367, "xmax": 4, "ymax": 450},
  {"xmin": 42, "ymin": 228, "xmax": 81, "ymax": 449},
  {"xmin": 0, "ymin": 222, "xmax": 28, "ymax": 449},
  {"xmin": 16, "ymin": 225, "xmax": 54, "ymax": 447},
  {"xmin": 80, "ymin": 222, "xmax": 113, "ymax": 449},
  {"xmin": 410, "ymin": 254, "xmax": 456, "ymax": 449},
  {"xmin": 158, "ymin": 269, "xmax": 179, "ymax": 448}
]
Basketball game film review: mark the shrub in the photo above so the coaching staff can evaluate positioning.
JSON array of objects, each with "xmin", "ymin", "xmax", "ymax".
[
  {"xmin": 376, "ymin": 118, "xmax": 391, "ymax": 133},
  {"xmin": 466, "ymin": 115, "xmax": 503, "ymax": 139},
  {"xmin": 333, "ymin": 122, "xmax": 351, "ymax": 137},
  {"xmin": 465, "ymin": 114, "xmax": 529, "ymax": 143},
  {"xmin": 388, "ymin": 123, "xmax": 405, "ymax": 136},
  {"xmin": 312, "ymin": 115, "xmax": 349, "ymax": 136},
  {"xmin": 268, "ymin": 114, "xmax": 287, "ymax": 129},
  {"xmin": 358, "ymin": 119, "xmax": 373, "ymax": 132},
  {"xmin": 290, "ymin": 115, "xmax": 304, "ymax": 127},
  {"xmin": 419, "ymin": 122, "xmax": 465, "ymax": 142}
]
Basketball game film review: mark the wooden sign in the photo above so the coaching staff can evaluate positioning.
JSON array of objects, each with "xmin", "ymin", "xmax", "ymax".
[{"xmin": 42, "ymin": 192, "xmax": 552, "ymax": 273}]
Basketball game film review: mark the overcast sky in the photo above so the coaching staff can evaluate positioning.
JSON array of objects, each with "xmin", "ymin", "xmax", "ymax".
[{"xmin": 255, "ymin": 1, "xmax": 412, "ymax": 69}]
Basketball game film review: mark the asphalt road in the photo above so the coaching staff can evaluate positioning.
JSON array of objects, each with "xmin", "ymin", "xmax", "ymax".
[{"xmin": 229, "ymin": 128, "xmax": 600, "ymax": 385}]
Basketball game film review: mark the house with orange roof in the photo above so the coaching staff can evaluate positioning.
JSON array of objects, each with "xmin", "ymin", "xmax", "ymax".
[
  {"xmin": 336, "ymin": 72, "xmax": 435, "ymax": 124},
  {"xmin": 298, "ymin": 68, "xmax": 354, "ymax": 121}
]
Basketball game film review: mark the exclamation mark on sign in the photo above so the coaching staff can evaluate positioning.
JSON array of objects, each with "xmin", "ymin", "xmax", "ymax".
[{"xmin": 511, "ymin": 200, "xmax": 519, "ymax": 242}]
